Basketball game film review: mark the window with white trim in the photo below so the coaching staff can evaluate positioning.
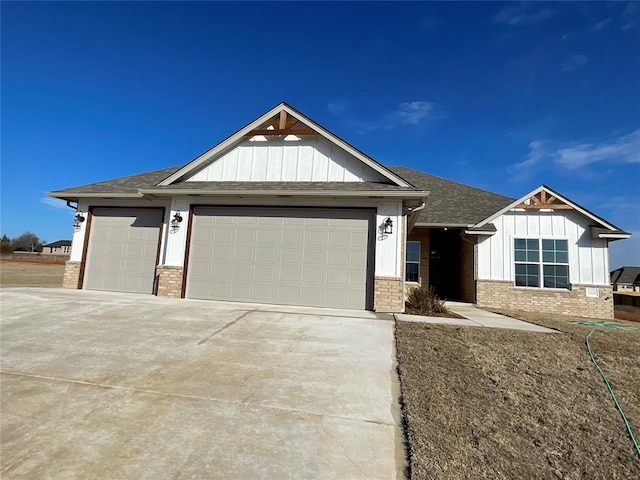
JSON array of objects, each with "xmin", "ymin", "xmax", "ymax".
[
  {"xmin": 514, "ymin": 238, "xmax": 569, "ymax": 289},
  {"xmin": 406, "ymin": 241, "xmax": 420, "ymax": 282}
]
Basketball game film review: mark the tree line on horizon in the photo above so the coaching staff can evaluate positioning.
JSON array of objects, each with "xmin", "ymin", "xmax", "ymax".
[{"xmin": 0, "ymin": 232, "xmax": 47, "ymax": 254}]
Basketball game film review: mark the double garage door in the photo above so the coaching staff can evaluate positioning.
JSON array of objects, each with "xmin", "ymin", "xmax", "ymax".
[
  {"xmin": 186, "ymin": 207, "xmax": 373, "ymax": 310},
  {"xmin": 83, "ymin": 207, "xmax": 373, "ymax": 310}
]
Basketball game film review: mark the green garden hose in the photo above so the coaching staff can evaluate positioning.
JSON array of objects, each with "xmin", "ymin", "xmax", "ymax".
[{"xmin": 569, "ymin": 320, "xmax": 640, "ymax": 459}]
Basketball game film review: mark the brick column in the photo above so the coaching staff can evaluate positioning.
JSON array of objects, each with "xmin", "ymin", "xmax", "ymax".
[
  {"xmin": 374, "ymin": 276, "xmax": 404, "ymax": 312},
  {"xmin": 156, "ymin": 266, "xmax": 184, "ymax": 298},
  {"xmin": 62, "ymin": 261, "xmax": 81, "ymax": 289}
]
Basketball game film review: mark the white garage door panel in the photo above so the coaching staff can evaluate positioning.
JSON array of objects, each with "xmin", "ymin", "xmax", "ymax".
[
  {"xmin": 84, "ymin": 208, "xmax": 163, "ymax": 294},
  {"xmin": 187, "ymin": 207, "xmax": 373, "ymax": 309}
]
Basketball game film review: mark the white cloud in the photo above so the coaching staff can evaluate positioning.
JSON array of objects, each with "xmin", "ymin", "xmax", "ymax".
[
  {"xmin": 561, "ymin": 54, "xmax": 588, "ymax": 72},
  {"xmin": 512, "ymin": 129, "xmax": 640, "ymax": 171},
  {"xmin": 555, "ymin": 130, "xmax": 640, "ymax": 168},
  {"xmin": 592, "ymin": 18, "xmax": 612, "ymax": 31},
  {"xmin": 327, "ymin": 101, "xmax": 350, "ymax": 115},
  {"xmin": 493, "ymin": 4, "xmax": 553, "ymax": 25},
  {"xmin": 344, "ymin": 101, "xmax": 436, "ymax": 133},
  {"xmin": 394, "ymin": 101, "xmax": 434, "ymax": 125},
  {"xmin": 41, "ymin": 196, "xmax": 70, "ymax": 211}
]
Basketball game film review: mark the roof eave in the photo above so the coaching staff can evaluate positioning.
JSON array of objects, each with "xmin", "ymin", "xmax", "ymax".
[
  {"xmin": 47, "ymin": 192, "xmax": 144, "ymax": 200},
  {"xmin": 138, "ymin": 188, "xmax": 428, "ymax": 199}
]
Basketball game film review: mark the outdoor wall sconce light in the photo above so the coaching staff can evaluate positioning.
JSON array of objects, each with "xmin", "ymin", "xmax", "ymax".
[
  {"xmin": 73, "ymin": 212, "xmax": 85, "ymax": 229},
  {"xmin": 171, "ymin": 211, "xmax": 183, "ymax": 229},
  {"xmin": 383, "ymin": 217, "xmax": 393, "ymax": 234}
]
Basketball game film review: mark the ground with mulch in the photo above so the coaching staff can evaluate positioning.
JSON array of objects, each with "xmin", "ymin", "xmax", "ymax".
[
  {"xmin": 404, "ymin": 303, "xmax": 466, "ymax": 319},
  {"xmin": 396, "ymin": 310, "xmax": 640, "ymax": 480},
  {"xmin": 0, "ymin": 260, "xmax": 65, "ymax": 287}
]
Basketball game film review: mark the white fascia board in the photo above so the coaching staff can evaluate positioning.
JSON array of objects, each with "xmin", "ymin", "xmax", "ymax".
[
  {"xmin": 464, "ymin": 229, "xmax": 497, "ymax": 236},
  {"xmin": 47, "ymin": 192, "xmax": 144, "ymax": 199},
  {"xmin": 157, "ymin": 103, "xmax": 411, "ymax": 188},
  {"xmin": 413, "ymin": 223, "xmax": 472, "ymax": 228},
  {"xmin": 138, "ymin": 188, "xmax": 428, "ymax": 199},
  {"xmin": 472, "ymin": 185, "xmax": 619, "ymax": 232}
]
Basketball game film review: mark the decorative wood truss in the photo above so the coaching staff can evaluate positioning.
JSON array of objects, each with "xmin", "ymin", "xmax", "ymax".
[
  {"xmin": 515, "ymin": 190, "xmax": 572, "ymax": 210},
  {"xmin": 244, "ymin": 110, "xmax": 317, "ymax": 137}
]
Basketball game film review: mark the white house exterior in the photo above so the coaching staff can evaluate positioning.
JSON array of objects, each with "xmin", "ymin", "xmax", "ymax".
[{"xmin": 50, "ymin": 103, "xmax": 630, "ymax": 317}]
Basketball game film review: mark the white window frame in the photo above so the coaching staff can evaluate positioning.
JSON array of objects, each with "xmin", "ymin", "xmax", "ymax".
[
  {"xmin": 405, "ymin": 241, "xmax": 421, "ymax": 283},
  {"xmin": 513, "ymin": 237, "xmax": 570, "ymax": 290}
]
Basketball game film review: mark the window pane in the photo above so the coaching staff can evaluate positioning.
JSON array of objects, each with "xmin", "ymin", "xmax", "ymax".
[
  {"xmin": 542, "ymin": 239, "xmax": 554, "ymax": 250},
  {"xmin": 556, "ymin": 251, "xmax": 568, "ymax": 263},
  {"xmin": 556, "ymin": 240, "xmax": 568, "ymax": 252},
  {"xmin": 527, "ymin": 250, "xmax": 539, "ymax": 262},
  {"xmin": 515, "ymin": 250, "xmax": 527, "ymax": 262},
  {"xmin": 514, "ymin": 238, "xmax": 526, "ymax": 249},
  {"xmin": 406, "ymin": 242, "xmax": 420, "ymax": 262},
  {"xmin": 543, "ymin": 265, "xmax": 569, "ymax": 289},
  {"xmin": 527, "ymin": 239, "xmax": 538, "ymax": 250},
  {"xmin": 515, "ymin": 264, "xmax": 527, "ymax": 275},
  {"xmin": 515, "ymin": 263, "xmax": 539, "ymax": 287},
  {"xmin": 543, "ymin": 251, "xmax": 555, "ymax": 263},
  {"xmin": 406, "ymin": 263, "xmax": 419, "ymax": 282}
]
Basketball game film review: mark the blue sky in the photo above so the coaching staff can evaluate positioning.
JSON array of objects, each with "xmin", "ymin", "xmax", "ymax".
[{"xmin": 2, "ymin": 1, "xmax": 639, "ymax": 268}]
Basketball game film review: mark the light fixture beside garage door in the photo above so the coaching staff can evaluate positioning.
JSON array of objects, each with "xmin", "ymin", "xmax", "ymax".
[
  {"xmin": 171, "ymin": 211, "xmax": 183, "ymax": 230},
  {"xmin": 383, "ymin": 217, "xmax": 394, "ymax": 234},
  {"xmin": 73, "ymin": 212, "xmax": 85, "ymax": 230}
]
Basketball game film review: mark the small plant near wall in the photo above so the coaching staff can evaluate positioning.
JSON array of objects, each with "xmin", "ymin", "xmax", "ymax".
[{"xmin": 406, "ymin": 286, "xmax": 449, "ymax": 315}]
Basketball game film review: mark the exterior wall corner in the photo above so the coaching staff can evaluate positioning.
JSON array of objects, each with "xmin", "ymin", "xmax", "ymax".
[
  {"xmin": 62, "ymin": 261, "xmax": 82, "ymax": 289},
  {"xmin": 374, "ymin": 276, "xmax": 404, "ymax": 312},
  {"xmin": 156, "ymin": 265, "xmax": 184, "ymax": 298}
]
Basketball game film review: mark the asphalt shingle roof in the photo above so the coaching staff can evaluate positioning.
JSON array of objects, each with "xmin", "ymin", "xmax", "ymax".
[
  {"xmin": 389, "ymin": 166, "xmax": 514, "ymax": 226},
  {"xmin": 610, "ymin": 266, "xmax": 640, "ymax": 285},
  {"xmin": 49, "ymin": 166, "xmax": 182, "ymax": 195},
  {"xmin": 44, "ymin": 240, "xmax": 72, "ymax": 248}
]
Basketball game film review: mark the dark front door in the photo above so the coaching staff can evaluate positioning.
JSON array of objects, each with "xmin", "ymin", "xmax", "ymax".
[{"xmin": 429, "ymin": 228, "xmax": 463, "ymax": 300}]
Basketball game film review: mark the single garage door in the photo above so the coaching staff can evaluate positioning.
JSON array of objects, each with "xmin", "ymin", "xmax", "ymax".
[
  {"xmin": 83, "ymin": 208, "xmax": 163, "ymax": 294},
  {"xmin": 187, "ymin": 207, "xmax": 373, "ymax": 309}
]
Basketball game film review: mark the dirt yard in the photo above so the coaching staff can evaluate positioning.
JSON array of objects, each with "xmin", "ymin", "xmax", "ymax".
[
  {"xmin": 0, "ymin": 260, "xmax": 65, "ymax": 287},
  {"xmin": 396, "ymin": 311, "xmax": 640, "ymax": 479}
]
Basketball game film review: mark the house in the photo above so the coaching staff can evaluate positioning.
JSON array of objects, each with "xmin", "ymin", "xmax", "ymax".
[
  {"xmin": 42, "ymin": 240, "xmax": 72, "ymax": 254},
  {"xmin": 48, "ymin": 103, "xmax": 630, "ymax": 318},
  {"xmin": 610, "ymin": 266, "xmax": 640, "ymax": 292}
]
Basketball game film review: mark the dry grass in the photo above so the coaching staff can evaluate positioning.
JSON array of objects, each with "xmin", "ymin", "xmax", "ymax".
[
  {"xmin": 0, "ymin": 260, "xmax": 65, "ymax": 287},
  {"xmin": 396, "ymin": 310, "xmax": 640, "ymax": 479}
]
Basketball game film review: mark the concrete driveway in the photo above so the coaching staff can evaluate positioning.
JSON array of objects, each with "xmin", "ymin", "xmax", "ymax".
[{"xmin": 0, "ymin": 288, "xmax": 402, "ymax": 479}]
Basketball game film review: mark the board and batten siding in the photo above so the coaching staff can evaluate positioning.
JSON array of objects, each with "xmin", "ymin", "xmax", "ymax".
[
  {"xmin": 477, "ymin": 210, "xmax": 609, "ymax": 286},
  {"xmin": 186, "ymin": 136, "xmax": 388, "ymax": 183}
]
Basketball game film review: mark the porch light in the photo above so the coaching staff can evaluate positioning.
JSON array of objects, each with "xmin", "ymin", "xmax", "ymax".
[
  {"xmin": 73, "ymin": 213, "xmax": 85, "ymax": 229},
  {"xmin": 171, "ymin": 211, "xmax": 183, "ymax": 229},
  {"xmin": 383, "ymin": 217, "xmax": 393, "ymax": 234}
]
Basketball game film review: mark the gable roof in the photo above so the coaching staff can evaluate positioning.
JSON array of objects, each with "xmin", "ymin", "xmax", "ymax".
[
  {"xmin": 44, "ymin": 240, "xmax": 71, "ymax": 248},
  {"xmin": 389, "ymin": 166, "xmax": 514, "ymax": 226},
  {"xmin": 49, "ymin": 166, "xmax": 181, "ymax": 198},
  {"xmin": 472, "ymin": 185, "xmax": 630, "ymax": 237},
  {"xmin": 610, "ymin": 266, "xmax": 640, "ymax": 285},
  {"xmin": 158, "ymin": 102, "xmax": 412, "ymax": 187}
]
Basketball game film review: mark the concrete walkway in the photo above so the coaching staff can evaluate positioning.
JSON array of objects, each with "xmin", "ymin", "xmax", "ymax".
[{"xmin": 396, "ymin": 301, "xmax": 555, "ymax": 333}]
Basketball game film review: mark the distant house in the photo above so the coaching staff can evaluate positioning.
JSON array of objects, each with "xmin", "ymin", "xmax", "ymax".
[
  {"xmin": 611, "ymin": 266, "xmax": 640, "ymax": 292},
  {"xmin": 42, "ymin": 240, "xmax": 72, "ymax": 255}
]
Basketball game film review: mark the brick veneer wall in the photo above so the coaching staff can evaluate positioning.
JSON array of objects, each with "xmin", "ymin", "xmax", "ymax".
[
  {"xmin": 477, "ymin": 280, "xmax": 614, "ymax": 319},
  {"xmin": 62, "ymin": 261, "xmax": 81, "ymax": 289},
  {"xmin": 156, "ymin": 266, "xmax": 184, "ymax": 298},
  {"xmin": 374, "ymin": 276, "xmax": 404, "ymax": 312}
]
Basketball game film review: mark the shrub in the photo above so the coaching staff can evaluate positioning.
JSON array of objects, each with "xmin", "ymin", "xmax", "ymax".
[{"xmin": 407, "ymin": 285, "xmax": 448, "ymax": 315}]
